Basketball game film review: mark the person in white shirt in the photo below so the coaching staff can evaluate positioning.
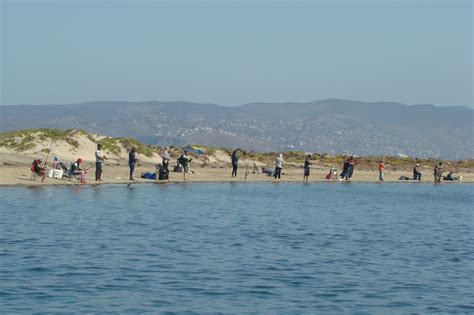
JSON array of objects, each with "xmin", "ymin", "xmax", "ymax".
[
  {"xmin": 162, "ymin": 147, "xmax": 171, "ymax": 172},
  {"xmin": 274, "ymin": 153, "xmax": 284, "ymax": 180},
  {"xmin": 95, "ymin": 144, "xmax": 107, "ymax": 181}
]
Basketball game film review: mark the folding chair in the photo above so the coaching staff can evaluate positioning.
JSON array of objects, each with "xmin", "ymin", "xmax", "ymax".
[
  {"xmin": 30, "ymin": 163, "xmax": 45, "ymax": 181},
  {"xmin": 65, "ymin": 168, "xmax": 80, "ymax": 183}
]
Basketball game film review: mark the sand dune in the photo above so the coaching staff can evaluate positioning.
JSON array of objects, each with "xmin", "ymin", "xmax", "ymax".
[{"xmin": 1, "ymin": 129, "xmax": 472, "ymax": 186}]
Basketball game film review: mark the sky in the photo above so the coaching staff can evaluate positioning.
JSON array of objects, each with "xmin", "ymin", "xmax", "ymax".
[{"xmin": 1, "ymin": 0, "xmax": 472, "ymax": 107}]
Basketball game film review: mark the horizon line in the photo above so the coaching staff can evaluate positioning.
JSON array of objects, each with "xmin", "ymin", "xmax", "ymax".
[{"xmin": 1, "ymin": 98, "xmax": 472, "ymax": 109}]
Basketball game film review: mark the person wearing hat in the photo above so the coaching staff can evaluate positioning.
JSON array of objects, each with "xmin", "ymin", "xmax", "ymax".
[
  {"xmin": 274, "ymin": 153, "xmax": 284, "ymax": 180},
  {"xmin": 71, "ymin": 158, "xmax": 87, "ymax": 184},
  {"xmin": 413, "ymin": 162, "xmax": 422, "ymax": 181},
  {"xmin": 378, "ymin": 160, "xmax": 385, "ymax": 181}
]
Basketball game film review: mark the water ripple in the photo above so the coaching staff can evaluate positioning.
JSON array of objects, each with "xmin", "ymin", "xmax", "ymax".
[{"xmin": 0, "ymin": 183, "xmax": 472, "ymax": 313}]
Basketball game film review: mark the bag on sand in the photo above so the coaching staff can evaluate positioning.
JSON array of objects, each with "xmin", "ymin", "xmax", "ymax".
[{"xmin": 141, "ymin": 172, "xmax": 157, "ymax": 180}]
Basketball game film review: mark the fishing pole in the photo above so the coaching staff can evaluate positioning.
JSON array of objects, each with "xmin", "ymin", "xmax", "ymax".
[
  {"xmin": 43, "ymin": 138, "xmax": 55, "ymax": 168},
  {"xmin": 244, "ymin": 150, "xmax": 249, "ymax": 180}
]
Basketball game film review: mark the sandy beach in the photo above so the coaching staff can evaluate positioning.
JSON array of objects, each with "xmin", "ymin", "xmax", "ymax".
[
  {"xmin": 1, "ymin": 129, "xmax": 472, "ymax": 186},
  {"xmin": 2, "ymin": 162, "xmax": 473, "ymax": 186}
]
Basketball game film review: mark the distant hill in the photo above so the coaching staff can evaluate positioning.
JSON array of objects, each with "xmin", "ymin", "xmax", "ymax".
[{"xmin": 1, "ymin": 99, "xmax": 472, "ymax": 159}]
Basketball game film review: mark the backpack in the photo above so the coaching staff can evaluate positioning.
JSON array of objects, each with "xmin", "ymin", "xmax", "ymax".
[
  {"xmin": 31, "ymin": 160, "xmax": 40, "ymax": 172},
  {"xmin": 178, "ymin": 155, "xmax": 188, "ymax": 166}
]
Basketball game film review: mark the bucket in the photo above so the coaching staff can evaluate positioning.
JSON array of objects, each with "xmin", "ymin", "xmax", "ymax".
[
  {"xmin": 47, "ymin": 168, "xmax": 54, "ymax": 178},
  {"xmin": 53, "ymin": 169, "xmax": 63, "ymax": 179}
]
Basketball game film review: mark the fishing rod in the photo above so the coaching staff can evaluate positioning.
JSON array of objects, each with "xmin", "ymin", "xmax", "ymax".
[
  {"xmin": 43, "ymin": 138, "xmax": 55, "ymax": 168},
  {"xmin": 244, "ymin": 150, "xmax": 249, "ymax": 180}
]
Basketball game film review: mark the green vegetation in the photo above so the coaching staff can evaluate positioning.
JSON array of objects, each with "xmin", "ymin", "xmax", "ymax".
[
  {"xmin": 0, "ymin": 129, "xmax": 37, "ymax": 151},
  {"xmin": 118, "ymin": 138, "xmax": 159, "ymax": 158},
  {"xmin": 0, "ymin": 129, "xmax": 472, "ymax": 171},
  {"xmin": 0, "ymin": 128, "xmax": 84, "ymax": 151},
  {"xmin": 99, "ymin": 137, "xmax": 122, "ymax": 155}
]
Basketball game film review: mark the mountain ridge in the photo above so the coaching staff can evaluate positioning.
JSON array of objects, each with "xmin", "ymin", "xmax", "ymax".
[{"xmin": 1, "ymin": 99, "xmax": 472, "ymax": 159}]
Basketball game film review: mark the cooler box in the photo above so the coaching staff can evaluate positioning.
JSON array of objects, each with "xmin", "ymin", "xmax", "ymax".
[{"xmin": 53, "ymin": 169, "xmax": 64, "ymax": 179}]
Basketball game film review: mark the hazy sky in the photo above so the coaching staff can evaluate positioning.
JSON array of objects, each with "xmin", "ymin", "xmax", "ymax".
[{"xmin": 1, "ymin": 0, "xmax": 472, "ymax": 106}]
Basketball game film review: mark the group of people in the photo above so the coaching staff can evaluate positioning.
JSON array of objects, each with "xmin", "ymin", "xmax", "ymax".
[
  {"xmin": 127, "ymin": 146, "xmax": 192, "ymax": 181},
  {"xmin": 31, "ymin": 143, "xmax": 458, "ymax": 184},
  {"xmin": 413, "ymin": 161, "xmax": 448, "ymax": 183},
  {"xmin": 229, "ymin": 151, "xmax": 456, "ymax": 183},
  {"xmin": 230, "ymin": 150, "xmax": 312, "ymax": 181},
  {"xmin": 340, "ymin": 156, "xmax": 358, "ymax": 181},
  {"xmin": 230, "ymin": 150, "xmax": 288, "ymax": 180}
]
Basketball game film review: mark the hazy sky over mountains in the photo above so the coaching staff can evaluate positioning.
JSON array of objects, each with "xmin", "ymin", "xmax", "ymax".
[{"xmin": 1, "ymin": 0, "xmax": 472, "ymax": 107}]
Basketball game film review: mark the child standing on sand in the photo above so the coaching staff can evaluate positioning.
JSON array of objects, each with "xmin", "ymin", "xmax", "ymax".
[{"xmin": 378, "ymin": 160, "xmax": 385, "ymax": 181}]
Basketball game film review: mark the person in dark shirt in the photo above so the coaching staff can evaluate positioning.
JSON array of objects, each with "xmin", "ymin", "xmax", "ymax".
[
  {"xmin": 348, "ymin": 155, "xmax": 357, "ymax": 179},
  {"xmin": 178, "ymin": 150, "xmax": 192, "ymax": 180},
  {"xmin": 129, "ymin": 147, "xmax": 138, "ymax": 180},
  {"xmin": 303, "ymin": 154, "xmax": 312, "ymax": 181},
  {"xmin": 340, "ymin": 158, "xmax": 350, "ymax": 180},
  {"xmin": 231, "ymin": 149, "xmax": 239, "ymax": 177}
]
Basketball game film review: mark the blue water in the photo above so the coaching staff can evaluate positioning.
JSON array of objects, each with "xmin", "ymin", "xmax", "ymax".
[{"xmin": 1, "ymin": 183, "xmax": 473, "ymax": 314}]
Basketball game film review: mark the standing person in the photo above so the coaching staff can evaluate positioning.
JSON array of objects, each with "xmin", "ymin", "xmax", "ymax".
[
  {"xmin": 340, "ymin": 158, "xmax": 350, "ymax": 180},
  {"xmin": 303, "ymin": 154, "xmax": 312, "ymax": 181},
  {"xmin": 95, "ymin": 144, "xmax": 107, "ymax": 181},
  {"xmin": 378, "ymin": 160, "xmax": 385, "ymax": 181},
  {"xmin": 178, "ymin": 150, "xmax": 192, "ymax": 180},
  {"xmin": 274, "ymin": 154, "xmax": 284, "ymax": 180},
  {"xmin": 162, "ymin": 147, "xmax": 171, "ymax": 173},
  {"xmin": 231, "ymin": 149, "xmax": 239, "ymax": 177},
  {"xmin": 348, "ymin": 155, "xmax": 357, "ymax": 180},
  {"xmin": 129, "ymin": 147, "xmax": 138, "ymax": 180},
  {"xmin": 434, "ymin": 162, "xmax": 443, "ymax": 183},
  {"xmin": 413, "ymin": 162, "xmax": 422, "ymax": 180}
]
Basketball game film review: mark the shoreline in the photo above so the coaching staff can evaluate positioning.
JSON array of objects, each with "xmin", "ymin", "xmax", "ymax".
[
  {"xmin": 1, "ymin": 164, "xmax": 472, "ymax": 187},
  {"xmin": 1, "ymin": 181, "xmax": 472, "ymax": 188}
]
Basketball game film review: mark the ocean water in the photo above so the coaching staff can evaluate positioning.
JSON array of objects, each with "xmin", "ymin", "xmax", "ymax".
[{"xmin": 1, "ymin": 183, "xmax": 473, "ymax": 314}]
